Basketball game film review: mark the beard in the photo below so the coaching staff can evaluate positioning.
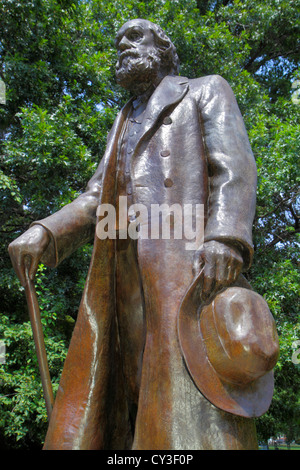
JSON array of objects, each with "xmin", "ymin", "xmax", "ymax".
[{"xmin": 116, "ymin": 48, "xmax": 162, "ymax": 93}]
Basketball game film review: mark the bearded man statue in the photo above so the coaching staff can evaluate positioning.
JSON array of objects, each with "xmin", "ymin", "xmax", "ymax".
[{"xmin": 9, "ymin": 19, "xmax": 279, "ymax": 450}]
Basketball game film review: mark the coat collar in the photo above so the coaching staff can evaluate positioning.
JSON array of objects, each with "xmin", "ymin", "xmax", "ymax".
[{"xmin": 131, "ymin": 75, "xmax": 189, "ymax": 156}]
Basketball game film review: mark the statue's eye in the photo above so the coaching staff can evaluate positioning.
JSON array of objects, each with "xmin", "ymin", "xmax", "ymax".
[{"xmin": 128, "ymin": 31, "xmax": 142, "ymax": 41}]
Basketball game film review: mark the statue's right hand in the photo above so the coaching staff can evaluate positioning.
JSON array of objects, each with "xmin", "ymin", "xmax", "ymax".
[{"xmin": 8, "ymin": 225, "xmax": 50, "ymax": 286}]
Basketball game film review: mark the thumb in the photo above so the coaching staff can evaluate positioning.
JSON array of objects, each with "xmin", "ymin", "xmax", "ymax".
[
  {"xmin": 192, "ymin": 247, "xmax": 205, "ymax": 277},
  {"xmin": 24, "ymin": 255, "xmax": 39, "ymax": 282}
]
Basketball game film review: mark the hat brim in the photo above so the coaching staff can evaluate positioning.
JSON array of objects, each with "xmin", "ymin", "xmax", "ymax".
[{"xmin": 177, "ymin": 274, "xmax": 275, "ymax": 418}]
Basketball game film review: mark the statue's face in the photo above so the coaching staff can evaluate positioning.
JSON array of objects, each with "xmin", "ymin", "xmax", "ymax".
[
  {"xmin": 115, "ymin": 19, "xmax": 162, "ymax": 93},
  {"xmin": 115, "ymin": 19, "xmax": 156, "ymax": 65}
]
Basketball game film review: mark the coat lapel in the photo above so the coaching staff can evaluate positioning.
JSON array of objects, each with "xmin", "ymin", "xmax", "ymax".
[
  {"xmin": 133, "ymin": 75, "xmax": 189, "ymax": 156},
  {"xmin": 100, "ymin": 98, "xmax": 133, "ymax": 204}
]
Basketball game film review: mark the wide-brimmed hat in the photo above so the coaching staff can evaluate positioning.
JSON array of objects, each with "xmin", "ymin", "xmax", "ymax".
[{"xmin": 177, "ymin": 280, "xmax": 279, "ymax": 418}]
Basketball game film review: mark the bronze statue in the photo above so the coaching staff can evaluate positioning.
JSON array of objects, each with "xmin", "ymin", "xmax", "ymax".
[{"xmin": 8, "ymin": 19, "xmax": 279, "ymax": 450}]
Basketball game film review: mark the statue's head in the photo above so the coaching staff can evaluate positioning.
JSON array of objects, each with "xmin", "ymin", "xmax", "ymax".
[{"xmin": 115, "ymin": 19, "xmax": 180, "ymax": 94}]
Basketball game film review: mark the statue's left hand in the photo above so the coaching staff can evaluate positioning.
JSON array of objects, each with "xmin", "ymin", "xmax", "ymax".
[{"xmin": 192, "ymin": 240, "xmax": 243, "ymax": 302}]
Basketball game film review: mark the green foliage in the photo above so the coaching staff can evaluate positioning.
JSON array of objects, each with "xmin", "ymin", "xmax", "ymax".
[{"xmin": 0, "ymin": 0, "xmax": 299, "ymax": 448}]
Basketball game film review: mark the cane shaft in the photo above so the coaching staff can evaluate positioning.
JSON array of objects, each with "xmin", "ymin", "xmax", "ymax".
[{"xmin": 24, "ymin": 275, "xmax": 54, "ymax": 421}]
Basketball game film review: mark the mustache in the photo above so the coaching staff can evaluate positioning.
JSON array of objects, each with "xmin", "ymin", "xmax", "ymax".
[{"xmin": 117, "ymin": 50, "xmax": 141, "ymax": 66}]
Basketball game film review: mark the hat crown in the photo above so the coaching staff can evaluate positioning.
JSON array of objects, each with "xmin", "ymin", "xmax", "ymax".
[{"xmin": 201, "ymin": 288, "xmax": 279, "ymax": 386}]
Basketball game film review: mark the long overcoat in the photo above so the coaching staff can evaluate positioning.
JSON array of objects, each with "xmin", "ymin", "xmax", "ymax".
[{"xmin": 36, "ymin": 75, "xmax": 257, "ymax": 450}]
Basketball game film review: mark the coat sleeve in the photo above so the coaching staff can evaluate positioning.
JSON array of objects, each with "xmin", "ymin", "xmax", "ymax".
[
  {"xmin": 197, "ymin": 75, "xmax": 257, "ymax": 270},
  {"xmin": 31, "ymin": 159, "xmax": 104, "ymax": 268},
  {"xmin": 30, "ymin": 99, "xmax": 133, "ymax": 268},
  {"xmin": 30, "ymin": 97, "xmax": 133, "ymax": 269}
]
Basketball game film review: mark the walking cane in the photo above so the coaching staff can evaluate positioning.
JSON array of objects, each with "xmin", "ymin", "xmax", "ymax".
[{"xmin": 24, "ymin": 264, "xmax": 54, "ymax": 421}]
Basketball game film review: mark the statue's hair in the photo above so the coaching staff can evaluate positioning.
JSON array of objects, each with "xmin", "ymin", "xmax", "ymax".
[{"xmin": 147, "ymin": 22, "xmax": 180, "ymax": 76}]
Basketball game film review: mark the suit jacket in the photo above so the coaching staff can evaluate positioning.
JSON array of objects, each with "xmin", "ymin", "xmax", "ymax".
[{"xmin": 36, "ymin": 74, "xmax": 257, "ymax": 449}]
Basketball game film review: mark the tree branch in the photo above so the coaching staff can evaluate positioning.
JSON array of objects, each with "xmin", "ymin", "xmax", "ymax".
[{"xmin": 266, "ymin": 227, "xmax": 299, "ymax": 249}]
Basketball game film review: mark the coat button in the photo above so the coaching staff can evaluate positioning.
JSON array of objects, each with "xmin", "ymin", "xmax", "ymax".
[
  {"xmin": 163, "ymin": 116, "xmax": 172, "ymax": 125},
  {"xmin": 160, "ymin": 150, "xmax": 170, "ymax": 157},
  {"xmin": 164, "ymin": 178, "xmax": 173, "ymax": 187}
]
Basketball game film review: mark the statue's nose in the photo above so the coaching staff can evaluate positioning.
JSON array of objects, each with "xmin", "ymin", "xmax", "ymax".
[{"xmin": 118, "ymin": 36, "xmax": 132, "ymax": 52}]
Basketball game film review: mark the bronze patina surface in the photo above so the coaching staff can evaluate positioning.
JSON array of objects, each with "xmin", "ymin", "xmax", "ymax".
[{"xmin": 9, "ymin": 19, "xmax": 279, "ymax": 450}]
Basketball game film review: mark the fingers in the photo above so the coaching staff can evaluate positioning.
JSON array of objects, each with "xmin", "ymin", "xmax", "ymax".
[
  {"xmin": 8, "ymin": 225, "xmax": 50, "ymax": 286},
  {"xmin": 225, "ymin": 251, "xmax": 243, "ymax": 283},
  {"xmin": 8, "ymin": 244, "xmax": 27, "ymax": 286},
  {"xmin": 199, "ymin": 241, "xmax": 243, "ymax": 302},
  {"xmin": 8, "ymin": 245, "xmax": 36, "ymax": 287},
  {"xmin": 201, "ymin": 249, "xmax": 216, "ymax": 300}
]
